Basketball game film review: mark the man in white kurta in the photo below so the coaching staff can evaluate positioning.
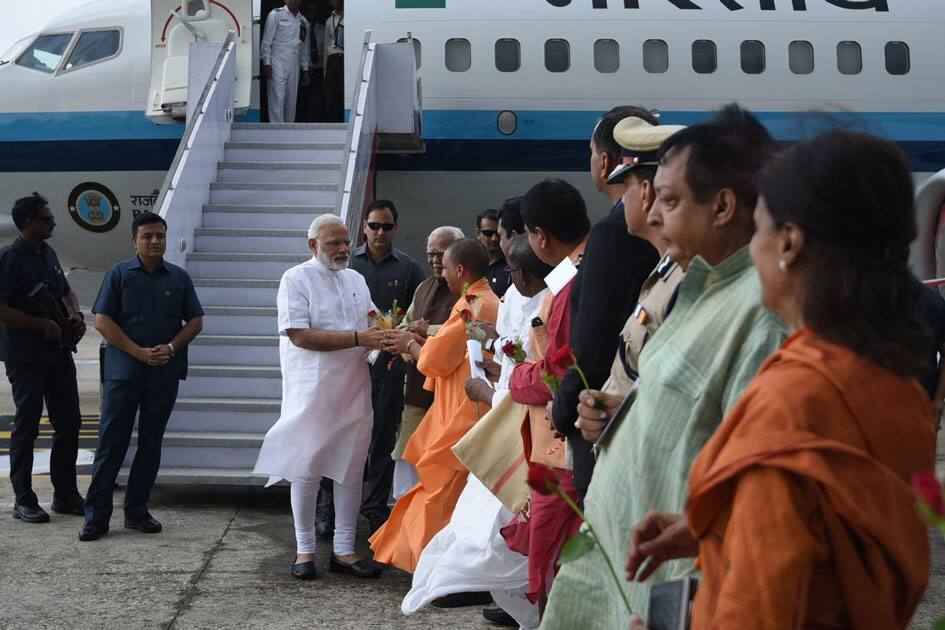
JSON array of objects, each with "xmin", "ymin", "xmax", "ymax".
[
  {"xmin": 402, "ymin": 235, "xmax": 551, "ymax": 628},
  {"xmin": 254, "ymin": 214, "xmax": 383, "ymax": 580}
]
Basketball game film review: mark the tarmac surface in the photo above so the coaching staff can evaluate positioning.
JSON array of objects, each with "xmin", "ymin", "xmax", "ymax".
[{"xmin": 1, "ymin": 317, "xmax": 944, "ymax": 629}]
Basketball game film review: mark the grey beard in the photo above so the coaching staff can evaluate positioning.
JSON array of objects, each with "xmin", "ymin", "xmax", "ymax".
[{"xmin": 316, "ymin": 251, "xmax": 348, "ymax": 271}]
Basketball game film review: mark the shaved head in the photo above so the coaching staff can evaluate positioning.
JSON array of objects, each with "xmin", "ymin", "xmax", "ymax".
[{"xmin": 445, "ymin": 238, "xmax": 489, "ymax": 279}]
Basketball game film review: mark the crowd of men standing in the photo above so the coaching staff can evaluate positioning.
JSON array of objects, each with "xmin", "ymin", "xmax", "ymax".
[{"xmin": 3, "ymin": 100, "xmax": 944, "ymax": 629}]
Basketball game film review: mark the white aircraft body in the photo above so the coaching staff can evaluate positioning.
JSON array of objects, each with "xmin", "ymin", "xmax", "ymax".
[{"xmin": 1, "ymin": 0, "xmax": 944, "ymax": 271}]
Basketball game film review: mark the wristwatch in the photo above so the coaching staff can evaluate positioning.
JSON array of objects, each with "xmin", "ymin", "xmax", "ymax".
[{"xmin": 167, "ymin": 342, "xmax": 177, "ymax": 357}]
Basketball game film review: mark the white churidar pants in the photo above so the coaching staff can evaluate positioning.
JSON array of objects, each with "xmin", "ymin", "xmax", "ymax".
[
  {"xmin": 291, "ymin": 476, "xmax": 359, "ymax": 556},
  {"xmin": 267, "ymin": 44, "xmax": 300, "ymax": 123},
  {"xmin": 392, "ymin": 459, "xmax": 420, "ymax": 501}
]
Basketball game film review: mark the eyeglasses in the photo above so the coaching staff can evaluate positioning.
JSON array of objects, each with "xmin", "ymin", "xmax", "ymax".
[
  {"xmin": 367, "ymin": 222, "xmax": 396, "ymax": 232},
  {"xmin": 33, "ymin": 215, "xmax": 55, "ymax": 224},
  {"xmin": 321, "ymin": 238, "xmax": 351, "ymax": 247},
  {"xmin": 478, "ymin": 229, "xmax": 498, "ymax": 238},
  {"xmin": 426, "ymin": 251, "xmax": 445, "ymax": 259}
]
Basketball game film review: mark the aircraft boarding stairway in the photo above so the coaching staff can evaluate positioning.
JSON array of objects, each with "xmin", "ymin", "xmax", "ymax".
[{"xmin": 118, "ymin": 29, "xmax": 421, "ymax": 485}]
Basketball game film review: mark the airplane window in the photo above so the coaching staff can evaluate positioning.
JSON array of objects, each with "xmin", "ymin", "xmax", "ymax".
[
  {"xmin": 594, "ymin": 39, "xmax": 619, "ymax": 73},
  {"xmin": 64, "ymin": 30, "xmax": 121, "ymax": 71},
  {"xmin": 445, "ymin": 38, "xmax": 471, "ymax": 72},
  {"xmin": 495, "ymin": 38, "xmax": 520, "ymax": 72},
  {"xmin": 740, "ymin": 40, "xmax": 765, "ymax": 74},
  {"xmin": 15, "ymin": 33, "xmax": 73, "ymax": 73},
  {"xmin": 691, "ymin": 40, "xmax": 717, "ymax": 74},
  {"xmin": 789, "ymin": 40, "xmax": 814, "ymax": 74},
  {"xmin": 885, "ymin": 41, "xmax": 910, "ymax": 75},
  {"xmin": 544, "ymin": 39, "xmax": 570, "ymax": 73},
  {"xmin": 837, "ymin": 41, "xmax": 862, "ymax": 75},
  {"xmin": 397, "ymin": 37, "xmax": 421, "ymax": 69},
  {"xmin": 186, "ymin": 0, "xmax": 209, "ymax": 18},
  {"xmin": 643, "ymin": 39, "xmax": 669, "ymax": 74}
]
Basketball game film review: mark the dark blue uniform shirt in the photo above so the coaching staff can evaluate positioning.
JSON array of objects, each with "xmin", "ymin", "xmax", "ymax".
[
  {"xmin": 93, "ymin": 255, "xmax": 204, "ymax": 382},
  {"xmin": 0, "ymin": 237, "xmax": 72, "ymax": 364},
  {"xmin": 349, "ymin": 245, "xmax": 425, "ymax": 314}
]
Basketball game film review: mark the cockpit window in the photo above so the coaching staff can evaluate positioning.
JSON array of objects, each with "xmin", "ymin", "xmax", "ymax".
[
  {"xmin": 64, "ymin": 30, "xmax": 121, "ymax": 71},
  {"xmin": 16, "ymin": 33, "xmax": 74, "ymax": 73}
]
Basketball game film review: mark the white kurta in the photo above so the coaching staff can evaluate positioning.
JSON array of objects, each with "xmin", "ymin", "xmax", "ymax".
[{"xmin": 254, "ymin": 258, "xmax": 373, "ymax": 487}]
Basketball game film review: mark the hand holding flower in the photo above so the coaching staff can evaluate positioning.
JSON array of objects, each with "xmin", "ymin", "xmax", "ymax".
[{"xmin": 575, "ymin": 390, "xmax": 625, "ymax": 443}]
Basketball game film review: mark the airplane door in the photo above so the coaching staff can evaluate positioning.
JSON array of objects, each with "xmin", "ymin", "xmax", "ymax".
[{"xmin": 147, "ymin": 0, "xmax": 252, "ymax": 123}]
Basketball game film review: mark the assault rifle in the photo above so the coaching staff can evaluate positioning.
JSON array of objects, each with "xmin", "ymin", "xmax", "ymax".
[{"xmin": 27, "ymin": 281, "xmax": 79, "ymax": 353}]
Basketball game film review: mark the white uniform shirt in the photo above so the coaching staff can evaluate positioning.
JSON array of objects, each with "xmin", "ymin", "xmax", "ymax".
[
  {"xmin": 260, "ymin": 6, "xmax": 312, "ymax": 70},
  {"xmin": 253, "ymin": 257, "xmax": 375, "ymax": 486},
  {"xmin": 491, "ymin": 287, "xmax": 548, "ymax": 408},
  {"xmin": 325, "ymin": 12, "xmax": 344, "ymax": 59}
]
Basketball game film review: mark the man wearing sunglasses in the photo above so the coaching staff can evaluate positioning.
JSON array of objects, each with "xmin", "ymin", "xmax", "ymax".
[
  {"xmin": 316, "ymin": 199, "xmax": 426, "ymax": 537},
  {"xmin": 476, "ymin": 208, "xmax": 510, "ymax": 299},
  {"xmin": 0, "ymin": 192, "xmax": 86, "ymax": 524}
]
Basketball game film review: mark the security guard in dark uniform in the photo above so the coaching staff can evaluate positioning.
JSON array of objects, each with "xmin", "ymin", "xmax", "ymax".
[
  {"xmin": 318, "ymin": 199, "xmax": 425, "ymax": 536},
  {"xmin": 0, "ymin": 192, "xmax": 86, "ymax": 523},
  {"xmin": 79, "ymin": 212, "xmax": 204, "ymax": 541}
]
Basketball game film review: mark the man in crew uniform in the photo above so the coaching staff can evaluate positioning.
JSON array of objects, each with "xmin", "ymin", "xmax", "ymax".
[
  {"xmin": 261, "ymin": 0, "xmax": 312, "ymax": 123},
  {"xmin": 319, "ymin": 199, "xmax": 425, "ymax": 536},
  {"xmin": 0, "ymin": 192, "xmax": 86, "ymax": 523},
  {"xmin": 80, "ymin": 213, "xmax": 204, "ymax": 541}
]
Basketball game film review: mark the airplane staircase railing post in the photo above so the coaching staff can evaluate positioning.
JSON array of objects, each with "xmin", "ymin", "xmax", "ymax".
[
  {"xmin": 336, "ymin": 31, "xmax": 422, "ymax": 237},
  {"xmin": 155, "ymin": 31, "xmax": 238, "ymax": 267}
]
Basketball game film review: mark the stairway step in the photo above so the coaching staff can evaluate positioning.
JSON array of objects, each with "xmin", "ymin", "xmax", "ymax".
[
  {"xmin": 180, "ymin": 362, "xmax": 281, "ymax": 397},
  {"xmin": 202, "ymin": 204, "xmax": 330, "ymax": 229},
  {"xmin": 202, "ymin": 305, "xmax": 278, "ymax": 316},
  {"xmin": 118, "ymin": 467, "xmax": 269, "ymax": 486},
  {"xmin": 135, "ymin": 430, "xmax": 265, "ymax": 448},
  {"xmin": 118, "ymin": 466, "xmax": 267, "ymax": 487},
  {"xmin": 216, "ymin": 162, "xmax": 341, "ymax": 184},
  {"xmin": 224, "ymin": 142, "xmax": 345, "ymax": 163},
  {"xmin": 188, "ymin": 336, "xmax": 280, "ymax": 366},
  {"xmin": 175, "ymin": 396, "xmax": 281, "ymax": 411},
  {"xmin": 187, "ymin": 252, "xmax": 308, "ymax": 280},
  {"xmin": 232, "ymin": 123, "xmax": 348, "ymax": 129},
  {"xmin": 230, "ymin": 123, "xmax": 347, "ymax": 143},
  {"xmin": 209, "ymin": 182, "xmax": 336, "ymax": 205},
  {"xmin": 192, "ymin": 334, "xmax": 279, "ymax": 346},
  {"xmin": 189, "ymin": 364, "xmax": 281, "ymax": 378},
  {"xmin": 193, "ymin": 278, "xmax": 280, "ymax": 307},
  {"xmin": 193, "ymin": 227, "xmax": 311, "ymax": 254},
  {"xmin": 201, "ymin": 306, "xmax": 277, "ymax": 335}
]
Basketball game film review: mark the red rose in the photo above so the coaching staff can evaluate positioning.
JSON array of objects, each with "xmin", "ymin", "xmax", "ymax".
[
  {"xmin": 460, "ymin": 308, "xmax": 473, "ymax": 322},
  {"xmin": 912, "ymin": 472, "xmax": 945, "ymax": 518},
  {"xmin": 527, "ymin": 463, "xmax": 561, "ymax": 496},
  {"xmin": 367, "ymin": 310, "xmax": 378, "ymax": 319},
  {"xmin": 502, "ymin": 340, "xmax": 516, "ymax": 355},
  {"xmin": 466, "ymin": 293, "xmax": 478, "ymax": 303},
  {"xmin": 550, "ymin": 346, "xmax": 575, "ymax": 370}
]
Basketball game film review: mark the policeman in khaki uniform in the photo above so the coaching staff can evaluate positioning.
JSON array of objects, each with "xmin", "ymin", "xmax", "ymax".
[{"xmin": 597, "ymin": 117, "xmax": 687, "ymax": 398}]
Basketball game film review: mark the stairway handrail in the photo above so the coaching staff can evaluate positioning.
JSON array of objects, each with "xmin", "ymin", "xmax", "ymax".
[
  {"xmin": 336, "ymin": 30, "xmax": 375, "ymax": 238},
  {"xmin": 156, "ymin": 32, "xmax": 238, "ymax": 267}
]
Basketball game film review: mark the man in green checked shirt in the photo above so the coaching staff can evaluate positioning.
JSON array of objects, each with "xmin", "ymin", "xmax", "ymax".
[{"xmin": 541, "ymin": 105, "xmax": 788, "ymax": 628}]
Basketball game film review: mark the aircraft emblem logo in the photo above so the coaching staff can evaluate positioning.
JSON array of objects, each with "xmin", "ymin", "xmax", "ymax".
[{"xmin": 68, "ymin": 182, "xmax": 122, "ymax": 233}]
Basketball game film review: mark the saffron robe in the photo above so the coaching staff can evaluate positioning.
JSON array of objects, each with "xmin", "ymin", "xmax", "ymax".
[
  {"xmin": 687, "ymin": 329, "xmax": 936, "ymax": 629},
  {"xmin": 369, "ymin": 277, "xmax": 500, "ymax": 572}
]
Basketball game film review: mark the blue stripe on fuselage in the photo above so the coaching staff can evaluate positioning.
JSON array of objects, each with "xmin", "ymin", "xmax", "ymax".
[{"xmin": 0, "ymin": 109, "xmax": 944, "ymax": 172}]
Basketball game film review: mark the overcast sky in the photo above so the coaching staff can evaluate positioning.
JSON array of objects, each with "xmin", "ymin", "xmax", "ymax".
[{"xmin": 0, "ymin": 0, "xmax": 90, "ymax": 58}]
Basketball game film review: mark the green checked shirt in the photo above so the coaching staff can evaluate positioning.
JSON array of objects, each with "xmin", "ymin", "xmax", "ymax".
[{"xmin": 542, "ymin": 246, "xmax": 787, "ymax": 628}]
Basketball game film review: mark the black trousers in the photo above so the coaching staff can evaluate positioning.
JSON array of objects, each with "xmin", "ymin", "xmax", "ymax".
[
  {"xmin": 84, "ymin": 379, "xmax": 179, "ymax": 525},
  {"xmin": 324, "ymin": 54, "xmax": 344, "ymax": 123},
  {"xmin": 320, "ymin": 359, "xmax": 405, "ymax": 524},
  {"xmin": 5, "ymin": 354, "xmax": 82, "ymax": 507}
]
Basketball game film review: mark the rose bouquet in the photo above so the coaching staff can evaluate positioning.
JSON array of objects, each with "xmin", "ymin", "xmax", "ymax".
[
  {"xmin": 501, "ymin": 338, "xmax": 527, "ymax": 364},
  {"xmin": 367, "ymin": 300, "xmax": 408, "ymax": 367}
]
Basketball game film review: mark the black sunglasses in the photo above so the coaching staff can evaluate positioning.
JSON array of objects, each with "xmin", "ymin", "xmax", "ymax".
[
  {"xmin": 367, "ymin": 222, "xmax": 396, "ymax": 232},
  {"xmin": 479, "ymin": 229, "xmax": 498, "ymax": 238}
]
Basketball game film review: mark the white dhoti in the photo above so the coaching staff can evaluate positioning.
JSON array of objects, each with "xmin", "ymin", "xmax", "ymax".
[
  {"xmin": 402, "ymin": 475, "xmax": 539, "ymax": 629},
  {"xmin": 267, "ymin": 45, "xmax": 301, "ymax": 123},
  {"xmin": 254, "ymin": 258, "xmax": 375, "ymax": 555}
]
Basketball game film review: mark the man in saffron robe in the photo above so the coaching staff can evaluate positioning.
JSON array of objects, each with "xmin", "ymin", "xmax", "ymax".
[{"xmin": 370, "ymin": 238, "xmax": 500, "ymax": 572}]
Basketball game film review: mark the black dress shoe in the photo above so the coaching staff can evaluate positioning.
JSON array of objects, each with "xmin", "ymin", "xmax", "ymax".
[
  {"xmin": 124, "ymin": 513, "xmax": 162, "ymax": 534},
  {"xmin": 51, "ymin": 493, "xmax": 85, "ymax": 516},
  {"xmin": 329, "ymin": 553, "xmax": 383, "ymax": 579},
  {"xmin": 315, "ymin": 518, "xmax": 334, "ymax": 540},
  {"xmin": 431, "ymin": 591, "xmax": 493, "ymax": 608},
  {"xmin": 13, "ymin": 503, "xmax": 50, "ymax": 523},
  {"xmin": 79, "ymin": 521, "xmax": 109, "ymax": 541},
  {"xmin": 291, "ymin": 561, "xmax": 317, "ymax": 580},
  {"xmin": 482, "ymin": 606, "xmax": 518, "ymax": 626}
]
